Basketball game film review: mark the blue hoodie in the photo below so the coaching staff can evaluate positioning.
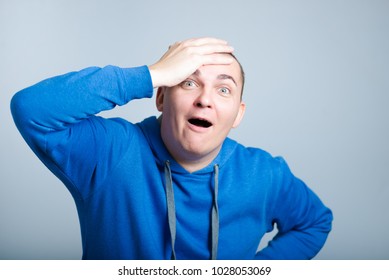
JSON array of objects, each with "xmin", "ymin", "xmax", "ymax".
[{"xmin": 11, "ymin": 65, "xmax": 332, "ymax": 260}]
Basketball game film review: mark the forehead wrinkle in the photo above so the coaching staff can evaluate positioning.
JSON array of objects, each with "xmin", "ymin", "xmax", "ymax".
[
  {"xmin": 217, "ymin": 74, "xmax": 237, "ymax": 86},
  {"xmin": 191, "ymin": 70, "xmax": 238, "ymax": 87}
]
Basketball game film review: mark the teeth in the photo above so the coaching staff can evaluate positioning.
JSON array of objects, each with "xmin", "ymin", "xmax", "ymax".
[{"xmin": 189, "ymin": 118, "xmax": 212, "ymax": 128}]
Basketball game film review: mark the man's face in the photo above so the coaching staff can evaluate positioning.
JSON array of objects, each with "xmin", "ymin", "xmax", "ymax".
[{"xmin": 156, "ymin": 59, "xmax": 246, "ymax": 168}]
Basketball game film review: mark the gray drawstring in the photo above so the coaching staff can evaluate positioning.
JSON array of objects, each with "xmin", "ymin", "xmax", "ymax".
[
  {"xmin": 164, "ymin": 160, "xmax": 220, "ymax": 260},
  {"xmin": 211, "ymin": 164, "xmax": 219, "ymax": 260},
  {"xmin": 164, "ymin": 161, "xmax": 176, "ymax": 260}
]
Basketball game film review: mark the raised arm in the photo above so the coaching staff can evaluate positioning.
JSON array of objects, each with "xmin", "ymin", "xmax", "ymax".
[
  {"xmin": 11, "ymin": 66, "xmax": 152, "ymax": 142},
  {"xmin": 10, "ymin": 37, "xmax": 235, "ymax": 199},
  {"xmin": 11, "ymin": 37, "xmax": 234, "ymax": 149},
  {"xmin": 11, "ymin": 65, "xmax": 154, "ymax": 199}
]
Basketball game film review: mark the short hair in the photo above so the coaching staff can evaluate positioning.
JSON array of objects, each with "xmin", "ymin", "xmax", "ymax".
[{"xmin": 230, "ymin": 53, "xmax": 245, "ymax": 99}]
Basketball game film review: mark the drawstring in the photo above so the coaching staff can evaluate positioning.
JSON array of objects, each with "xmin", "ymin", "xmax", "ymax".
[
  {"xmin": 164, "ymin": 161, "xmax": 176, "ymax": 260},
  {"xmin": 211, "ymin": 164, "xmax": 219, "ymax": 260},
  {"xmin": 164, "ymin": 160, "xmax": 220, "ymax": 260}
]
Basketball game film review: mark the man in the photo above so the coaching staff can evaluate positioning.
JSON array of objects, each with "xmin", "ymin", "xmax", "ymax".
[{"xmin": 11, "ymin": 37, "xmax": 332, "ymax": 260}]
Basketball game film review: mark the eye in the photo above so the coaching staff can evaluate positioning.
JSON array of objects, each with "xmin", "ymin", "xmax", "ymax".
[
  {"xmin": 218, "ymin": 87, "xmax": 231, "ymax": 96},
  {"xmin": 181, "ymin": 80, "xmax": 197, "ymax": 88}
]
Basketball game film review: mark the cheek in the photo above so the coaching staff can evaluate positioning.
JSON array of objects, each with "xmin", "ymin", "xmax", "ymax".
[
  {"xmin": 163, "ymin": 93, "xmax": 179, "ymax": 112},
  {"xmin": 169, "ymin": 94, "xmax": 193, "ymax": 113},
  {"xmin": 217, "ymin": 103, "xmax": 241, "ymax": 126},
  {"xmin": 163, "ymin": 94, "xmax": 191, "ymax": 122}
]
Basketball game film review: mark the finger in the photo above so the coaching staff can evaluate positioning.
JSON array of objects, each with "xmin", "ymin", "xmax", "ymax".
[
  {"xmin": 174, "ymin": 37, "xmax": 230, "ymax": 52},
  {"xmin": 161, "ymin": 40, "xmax": 233, "ymax": 62},
  {"xmin": 200, "ymin": 53, "xmax": 235, "ymax": 66},
  {"xmin": 194, "ymin": 43, "xmax": 234, "ymax": 55},
  {"xmin": 166, "ymin": 37, "xmax": 232, "ymax": 56},
  {"xmin": 184, "ymin": 37, "xmax": 229, "ymax": 47}
]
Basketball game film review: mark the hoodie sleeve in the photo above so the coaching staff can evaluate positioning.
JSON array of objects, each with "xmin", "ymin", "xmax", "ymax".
[
  {"xmin": 10, "ymin": 65, "xmax": 154, "ymax": 199},
  {"xmin": 255, "ymin": 157, "xmax": 333, "ymax": 260}
]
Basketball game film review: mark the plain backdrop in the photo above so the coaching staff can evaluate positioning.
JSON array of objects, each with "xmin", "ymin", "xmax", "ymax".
[{"xmin": 1, "ymin": 0, "xmax": 388, "ymax": 259}]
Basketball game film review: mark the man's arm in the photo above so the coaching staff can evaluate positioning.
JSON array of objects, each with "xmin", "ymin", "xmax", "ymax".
[
  {"xmin": 11, "ymin": 65, "xmax": 154, "ymax": 199},
  {"xmin": 255, "ymin": 157, "xmax": 333, "ymax": 259},
  {"xmin": 11, "ymin": 37, "xmax": 234, "ymax": 150},
  {"xmin": 10, "ymin": 37, "xmax": 235, "ymax": 199},
  {"xmin": 11, "ymin": 65, "xmax": 153, "ymax": 155}
]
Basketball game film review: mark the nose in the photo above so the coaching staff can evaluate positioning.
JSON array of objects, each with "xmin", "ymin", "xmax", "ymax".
[{"xmin": 194, "ymin": 88, "xmax": 213, "ymax": 108}]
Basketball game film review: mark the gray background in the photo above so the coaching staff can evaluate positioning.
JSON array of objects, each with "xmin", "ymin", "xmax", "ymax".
[{"xmin": 1, "ymin": 0, "xmax": 388, "ymax": 259}]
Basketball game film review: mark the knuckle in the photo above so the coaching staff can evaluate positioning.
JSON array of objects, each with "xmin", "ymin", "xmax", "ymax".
[
  {"xmin": 169, "ymin": 41, "xmax": 181, "ymax": 49},
  {"xmin": 182, "ymin": 45, "xmax": 197, "ymax": 55}
]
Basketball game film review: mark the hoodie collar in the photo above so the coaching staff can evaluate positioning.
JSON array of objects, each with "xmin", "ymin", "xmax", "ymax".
[{"xmin": 137, "ymin": 116, "xmax": 238, "ymax": 174}]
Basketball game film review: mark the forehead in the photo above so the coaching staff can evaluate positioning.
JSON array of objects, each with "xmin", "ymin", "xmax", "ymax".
[{"xmin": 191, "ymin": 59, "xmax": 242, "ymax": 86}]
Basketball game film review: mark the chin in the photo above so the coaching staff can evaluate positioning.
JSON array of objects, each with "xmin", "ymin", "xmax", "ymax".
[
  {"xmin": 184, "ymin": 143, "xmax": 220, "ymax": 160},
  {"xmin": 183, "ymin": 145, "xmax": 208, "ymax": 157}
]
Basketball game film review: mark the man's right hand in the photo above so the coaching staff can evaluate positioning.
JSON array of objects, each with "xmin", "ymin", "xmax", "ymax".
[{"xmin": 148, "ymin": 37, "xmax": 234, "ymax": 88}]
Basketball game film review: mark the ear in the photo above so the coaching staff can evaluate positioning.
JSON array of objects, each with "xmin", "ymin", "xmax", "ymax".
[
  {"xmin": 155, "ymin": 87, "xmax": 166, "ymax": 112},
  {"xmin": 232, "ymin": 102, "xmax": 246, "ymax": 128}
]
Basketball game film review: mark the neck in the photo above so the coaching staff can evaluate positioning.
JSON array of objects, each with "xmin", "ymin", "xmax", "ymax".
[
  {"xmin": 175, "ymin": 154, "xmax": 216, "ymax": 173},
  {"xmin": 164, "ymin": 141, "xmax": 221, "ymax": 173}
]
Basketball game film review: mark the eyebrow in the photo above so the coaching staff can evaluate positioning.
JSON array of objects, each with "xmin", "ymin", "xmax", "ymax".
[{"xmin": 192, "ymin": 70, "xmax": 237, "ymax": 87}]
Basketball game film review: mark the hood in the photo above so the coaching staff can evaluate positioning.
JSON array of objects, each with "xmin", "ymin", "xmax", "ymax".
[{"xmin": 138, "ymin": 116, "xmax": 239, "ymax": 260}]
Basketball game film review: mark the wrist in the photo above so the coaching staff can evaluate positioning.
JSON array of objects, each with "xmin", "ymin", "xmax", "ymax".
[{"xmin": 148, "ymin": 65, "xmax": 162, "ymax": 88}]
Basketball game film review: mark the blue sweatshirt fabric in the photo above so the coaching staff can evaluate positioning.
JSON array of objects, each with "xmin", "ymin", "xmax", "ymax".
[{"xmin": 11, "ymin": 65, "xmax": 332, "ymax": 260}]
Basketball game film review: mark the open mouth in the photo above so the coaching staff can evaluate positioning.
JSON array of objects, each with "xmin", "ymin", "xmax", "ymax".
[{"xmin": 188, "ymin": 118, "xmax": 212, "ymax": 128}]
